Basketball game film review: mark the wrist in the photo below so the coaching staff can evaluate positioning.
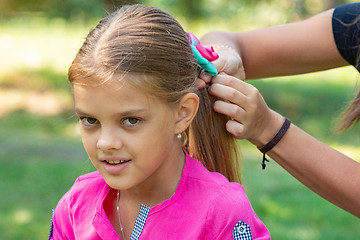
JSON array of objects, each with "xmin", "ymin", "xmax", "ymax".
[
  {"xmin": 257, "ymin": 116, "xmax": 291, "ymax": 170},
  {"xmin": 249, "ymin": 110, "xmax": 285, "ymax": 147},
  {"xmin": 258, "ymin": 117, "xmax": 291, "ymax": 153}
]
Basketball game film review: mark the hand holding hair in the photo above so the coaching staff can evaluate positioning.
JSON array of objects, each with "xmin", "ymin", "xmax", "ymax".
[
  {"xmin": 208, "ymin": 73, "xmax": 285, "ymax": 145},
  {"xmin": 196, "ymin": 45, "xmax": 245, "ymax": 89},
  {"xmin": 212, "ymin": 45, "xmax": 245, "ymax": 80}
]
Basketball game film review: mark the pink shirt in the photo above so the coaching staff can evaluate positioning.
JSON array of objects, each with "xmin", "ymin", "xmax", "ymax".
[{"xmin": 50, "ymin": 153, "xmax": 270, "ymax": 239}]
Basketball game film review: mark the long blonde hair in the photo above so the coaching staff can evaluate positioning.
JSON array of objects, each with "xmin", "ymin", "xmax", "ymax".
[
  {"xmin": 338, "ymin": 91, "xmax": 360, "ymax": 131},
  {"xmin": 68, "ymin": 4, "xmax": 242, "ymax": 183},
  {"xmin": 338, "ymin": 50, "xmax": 360, "ymax": 131},
  {"xmin": 337, "ymin": 17, "xmax": 360, "ymax": 131}
]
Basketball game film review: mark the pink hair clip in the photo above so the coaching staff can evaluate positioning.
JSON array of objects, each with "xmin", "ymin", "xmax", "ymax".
[
  {"xmin": 187, "ymin": 32, "xmax": 219, "ymax": 61},
  {"xmin": 187, "ymin": 32, "xmax": 219, "ymax": 76}
]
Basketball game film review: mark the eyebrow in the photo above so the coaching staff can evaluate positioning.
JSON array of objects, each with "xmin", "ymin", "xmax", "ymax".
[
  {"xmin": 117, "ymin": 109, "xmax": 149, "ymax": 117},
  {"xmin": 74, "ymin": 109, "xmax": 90, "ymax": 116},
  {"xmin": 74, "ymin": 108, "xmax": 149, "ymax": 117}
]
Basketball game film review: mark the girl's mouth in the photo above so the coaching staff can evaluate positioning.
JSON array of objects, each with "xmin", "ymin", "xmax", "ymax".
[
  {"xmin": 100, "ymin": 156, "xmax": 131, "ymax": 174},
  {"xmin": 105, "ymin": 160, "xmax": 130, "ymax": 165}
]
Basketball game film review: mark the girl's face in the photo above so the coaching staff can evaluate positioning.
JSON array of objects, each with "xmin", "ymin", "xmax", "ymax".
[{"xmin": 73, "ymin": 76, "xmax": 185, "ymax": 192}]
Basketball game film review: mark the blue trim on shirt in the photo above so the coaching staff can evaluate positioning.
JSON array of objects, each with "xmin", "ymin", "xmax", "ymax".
[
  {"xmin": 233, "ymin": 220, "xmax": 253, "ymax": 240},
  {"xmin": 130, "ymin": 204, "xmax": 151, "ymax": 240},
  {"xmin": 48, "ymin": 208, "xmax": 55, "ymax": 240}
]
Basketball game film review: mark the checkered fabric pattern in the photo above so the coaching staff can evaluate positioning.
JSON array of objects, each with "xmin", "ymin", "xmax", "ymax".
[
  {"xmin": 48, "ymin": 208, "xmax": 55, "ymax": 240},
  {"xmin": 232, "ymin": 220, "xmax": 253, "ymax": 240},
  {"xmin": 130, "ymin": 204, "xmax": 151, "ymax": 240}
]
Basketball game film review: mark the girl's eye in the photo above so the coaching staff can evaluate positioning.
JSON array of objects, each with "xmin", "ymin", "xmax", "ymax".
[
  {"xmin": 81, "ymin": 117, "xmax": 99, "ymax": 125},
  {"xmin": 123, "ymin": 117, "xmax": 140, "ymax": 126}
]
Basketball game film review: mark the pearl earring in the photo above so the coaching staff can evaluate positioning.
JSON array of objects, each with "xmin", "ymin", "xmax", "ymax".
[{"xmin": 177, "ymin": 133, "xmax": 182, "ymax": 139}]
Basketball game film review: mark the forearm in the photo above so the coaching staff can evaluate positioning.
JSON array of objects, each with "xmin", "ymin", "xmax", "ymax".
[
  {"xmin": 201, "ymin": 9, "xmax": 348, "ymax": 79},
  {"xmin": 252, "ymin": 115, "xmax": 360, "ymax": 217},
  {"xmin": 201, "ymin": 31, "xmax": 241, "ymax": 53}
]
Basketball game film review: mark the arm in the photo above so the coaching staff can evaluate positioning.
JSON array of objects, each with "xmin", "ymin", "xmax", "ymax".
[
  {"xmin": 265, "ymin": 117, "xmax": 360, "ymax": 218},
  {"xmin": 208, "ymin": 73, "xmax": 360, "ymax": 218},
  {"xmin": 206, "ymin": 183, "xmax": 270, "ymax": 239},
  {"xmin": 201, "ymin": 8, "xmax": 349, "ymax": 79}
]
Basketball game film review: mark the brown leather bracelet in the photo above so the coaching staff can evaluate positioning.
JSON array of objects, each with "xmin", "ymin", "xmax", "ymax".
[{"xmin": 258, "ymin": 118, "xmax": 291, "ymax": 169}]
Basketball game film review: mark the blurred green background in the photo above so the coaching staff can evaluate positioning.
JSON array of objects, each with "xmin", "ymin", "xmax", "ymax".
[{"xmin": 0, "ymin": 0, "xmax": 359, "ymax": 239}]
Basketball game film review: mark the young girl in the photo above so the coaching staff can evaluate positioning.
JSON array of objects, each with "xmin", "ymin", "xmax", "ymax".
[{"xmin": 49, "ymin": 4, "xmax": 270, "ymax": 240}]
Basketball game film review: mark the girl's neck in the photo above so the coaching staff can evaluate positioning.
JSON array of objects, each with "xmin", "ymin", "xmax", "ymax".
[
  {"xmin": 105, "ymin": 148, "xmax": 186, "ymax": 239},
  {"xmin": 121, "ymin": 148, "xmax": 185, "ymax": 207}
]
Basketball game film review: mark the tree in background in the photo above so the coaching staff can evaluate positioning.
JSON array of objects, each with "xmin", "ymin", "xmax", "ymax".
[
  {"xmin": 0, "ymin": 0, "xmax": 355, "ymax": 24},
  {"xmin": 103, "ymin": 0, "xmax": 138, "ymax": 12},
  {"xmin": 0, "ymin": 0, "xmax": 105, "ymax": 20},
  {"xmin": 293, "ymin": 0, "xmax": 349, "ymax": 17}
]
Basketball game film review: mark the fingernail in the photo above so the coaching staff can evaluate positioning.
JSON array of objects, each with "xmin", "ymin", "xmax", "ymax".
[
  {"xmin": 200, "ymin": 70, "xmax": 212, "ymax": 82},
  {"xmin": 196, "ymin": 80, "xmax": 205, "ymax": 90}
]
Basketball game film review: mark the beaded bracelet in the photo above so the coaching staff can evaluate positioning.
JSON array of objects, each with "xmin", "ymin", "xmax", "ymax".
[
  {"xmin": 212, "ymin": 45, "xmax": 238, "ymax": 54},
  {"xmin": 258, "ymin": 118, "xmax": 291, "ymax": 169}
]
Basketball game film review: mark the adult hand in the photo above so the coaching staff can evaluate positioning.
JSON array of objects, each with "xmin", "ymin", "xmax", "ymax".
[
  {"xmin": 196, "ymin": 48, "xmax": 245, "ymax": 89},
  {"xmin": 208, "ymin": 73, "xmax": 283, "ymax": 146}
]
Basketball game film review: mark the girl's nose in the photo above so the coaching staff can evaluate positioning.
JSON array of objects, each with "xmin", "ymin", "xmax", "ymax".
[{"xmin": 96, "ymin": 129, "xmax": 123, "ymax": 151}]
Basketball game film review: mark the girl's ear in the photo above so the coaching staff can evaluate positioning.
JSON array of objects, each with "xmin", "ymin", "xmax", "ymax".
[{"xmin": 175, "ymin": 93, "xmax": 199, "ymax": 133}]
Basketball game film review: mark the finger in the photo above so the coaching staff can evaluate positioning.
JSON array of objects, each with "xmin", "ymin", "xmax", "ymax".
[
  {"xmin": 226, "ymin": 120, "xmax": 245, "ymax": 139},
  {"xmin": 212, "ymin": 58, "xmax": 225, "ymax": 73},
  {"xmin": 214, "ymin": 103, "xmax": 247, "ymax": 138},
  {"xmin": 208, "ymin": 82, "xmax": 246, "ymax": 107},
  {"xmin": 195, "ymin": 78, "xmax": 206, "ymax": 89},
  {"xmin": 212, "ymin": 52, "xmax": 245, "ymax": 79},
  {"xmin": 211, "ymin": 73, "xmax": 253, "ymax": 96},
  {"xmin": 212, "ymin": 73, "xmax": 246, "ymax": 91},
  {"xmin": 199, "ymin": 69, "xmax": 213, "ymax": 83},
  {"xmin": 212, "ymin": 54, "xmax": 236, "ymax": 75},
  {"xmin": 213, "ymin": 100, "xmax": 246, "ymax": 122}
]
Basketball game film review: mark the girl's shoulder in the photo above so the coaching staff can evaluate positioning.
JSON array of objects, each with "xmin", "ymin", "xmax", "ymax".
[
  {"xmin": 50, "ymin": 172, "xmax": 110, "ymax": 239},
  {"xmin": 185, "ymin": 156, "xmax": 253, "ymax": 213},
  {"xmin": 204, "ymin": 180, "xmax": 270, "ymax": 239},
  {"xmin": 184, "ymin": 157, "xmax": 270, "ymax": 239},
  {"xmin": 67, "ymin": 171, "xmax": 107, "ymax": 201},
  {"xmin": 55, "ymin": 171, "xmax": 108, "ymax": 213},
  {"xmin": 185, "ymin": 155, "xmax": 245, "ymax": 195},
  {"xmin": 74, "ymin": 171, "xmax": 104, "ymax": 185},
  {"xmin": 185, "ymin": 155, "xmax": 232, "ymax": 184},
  {"xmin": 63, "ymin": 171, "xmax": 104, "ymax": 195}
]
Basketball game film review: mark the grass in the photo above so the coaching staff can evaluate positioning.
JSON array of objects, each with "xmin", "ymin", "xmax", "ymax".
[
  {"xmin": 0, "ymin": 131, "xmax": 92, "ymax": 239},
  {"xmin": 0, "ymin": 20, "xmax": 359, "ymax": 239},
  {"xmin": 241, "ymin": 143, "xmax": 359, "ymax": 239}
]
